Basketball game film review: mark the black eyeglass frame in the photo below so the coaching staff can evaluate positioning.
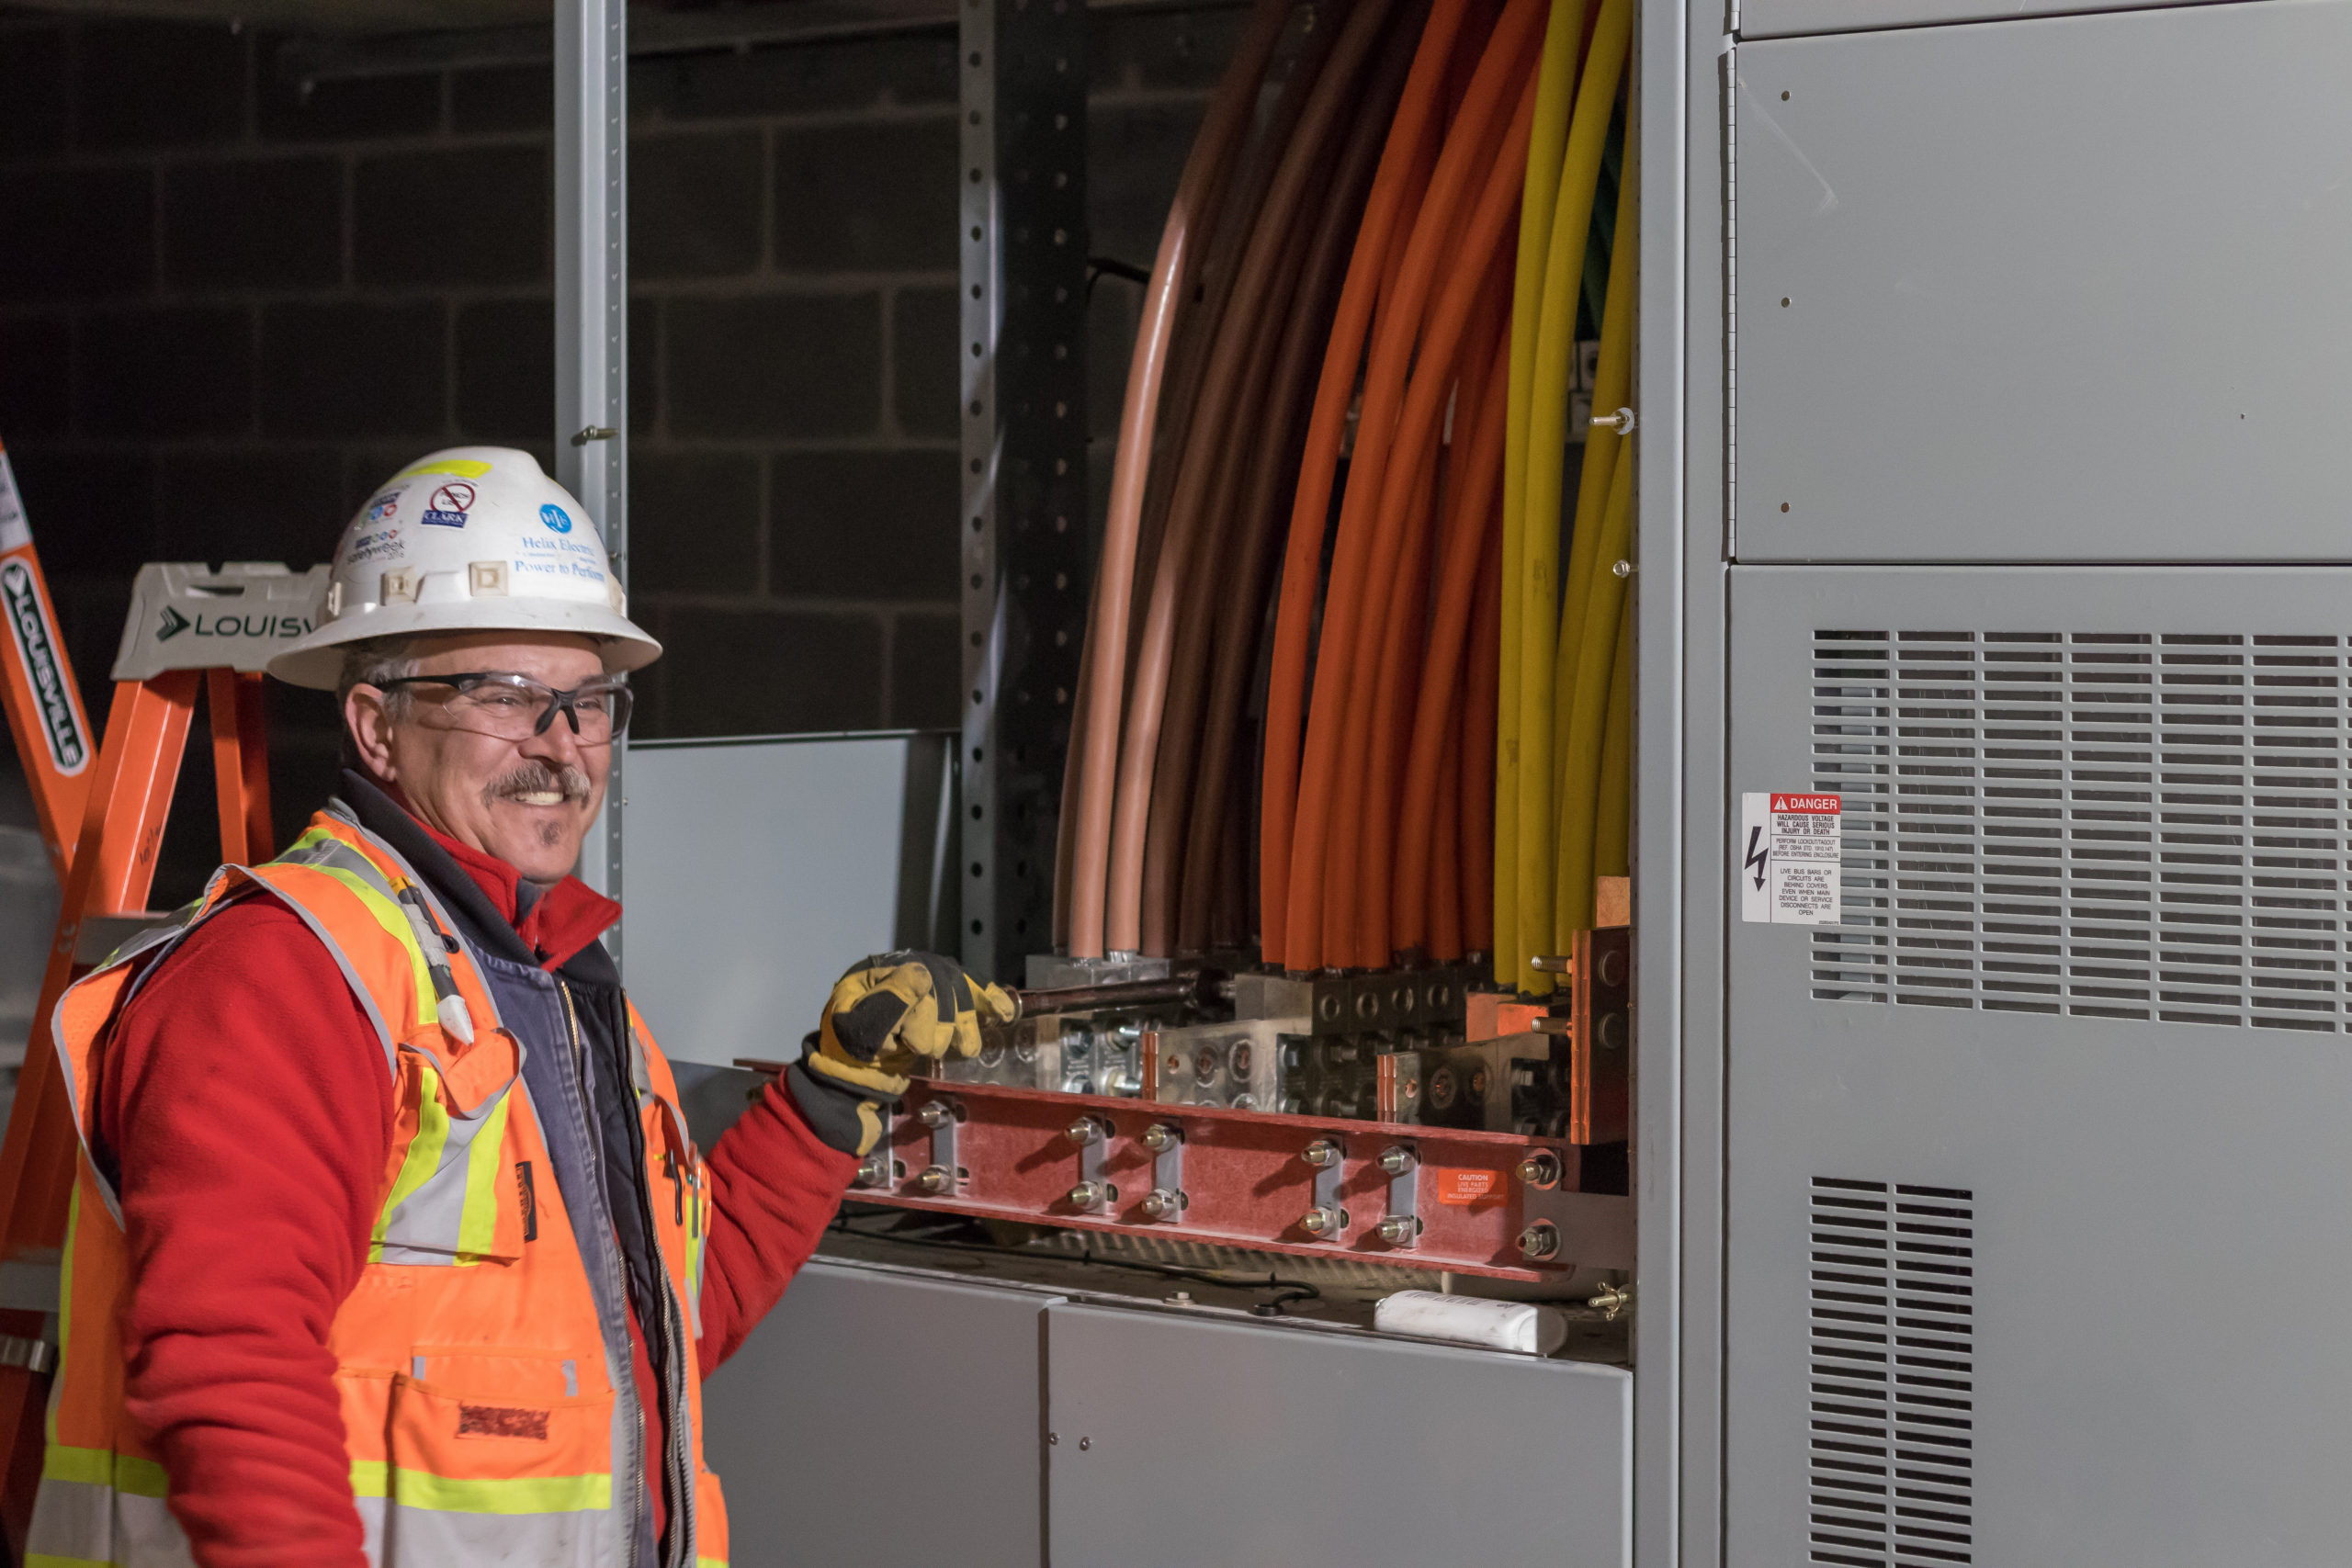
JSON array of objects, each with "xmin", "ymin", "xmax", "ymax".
[{"xmin": 370, "ymin": 671, "xmax": 634, "ymax": 740}]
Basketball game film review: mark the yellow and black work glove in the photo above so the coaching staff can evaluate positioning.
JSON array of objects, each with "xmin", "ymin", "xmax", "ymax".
[{"xmin": 792, "ymin": 951, "xmax": 1017, "ymax": 1156}]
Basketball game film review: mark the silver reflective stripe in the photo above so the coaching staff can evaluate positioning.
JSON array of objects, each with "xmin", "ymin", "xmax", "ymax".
[
  {"xmin": 374, "ymin": 1079, "xmax": 514, "ymax": 1261},
  {"xmin": 363, "ymin": 1495, "xmax": 617, "ymax": 1568},
  {"xmin": 562, "ymin": 1359, "xmax": 580, "ymax": 1397},
  {"xmin": 321, "ymin": 800, "xmax": 509, "ymax": 1038},
  {"xmin": 25, "ymin": 1475, "xmax": 196, "ymax": 1568}
]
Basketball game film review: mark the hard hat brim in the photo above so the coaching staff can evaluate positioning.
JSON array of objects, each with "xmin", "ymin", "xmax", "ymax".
[{"xmin": 265, "ymin": 598, "xmax": 662, "ymax": 690}]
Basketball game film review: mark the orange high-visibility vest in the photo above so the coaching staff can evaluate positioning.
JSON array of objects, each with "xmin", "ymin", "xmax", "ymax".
[{"xmin": 28, "ymin": 810, "xmax": 728, "ymax": 1568}]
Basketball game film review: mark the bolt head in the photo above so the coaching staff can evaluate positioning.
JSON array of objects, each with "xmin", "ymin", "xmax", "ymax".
[
  {"xmin": 1299, "ymin": 1207, "xmax": 1336, "ymax": 1236},
  {"xmin": 1302, "ymin": 1140, "xmax": 1339, "ymax": 1168},
  {"xmin": 918, "ymin": 1100, "xmax": 952, "ymax": 1128},
  {"xmin": 1375, "ymin": 1215, "xmax": 1414, "ymax": 1245},
  {"xmin": 1068, "ymin": 1180, "xmax": 1102, "ymax": 1209},
  {"xmin": 917, "ymin": 1165, "xmax": 953, "ymax": 1194},
  {"xmin": 1140, "ymin": 1188, "xmax": 1179, "ymax": 1218},
  {"xmin": 1377, "ymin": 1146, "xmax": 1414, "ymax": 1176},
  {"xmin": 1066, "ymin": 1117, "xmax": 1099, "ymax": 1145},
  {"xmin": 1140, "ymin": 1123, "xmax": 1176, "ymax": 1153}
]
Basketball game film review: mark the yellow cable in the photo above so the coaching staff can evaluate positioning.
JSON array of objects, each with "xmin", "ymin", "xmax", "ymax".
[
  {"xmin": 1495, "ymin": 0, "xmax": 1586, "ymax": 988},
  {"xmin": 1554, "ymin": 439, "xmax": 1634, "ymax": 942},
  {"xmin": 1511, "ymin": 0, "xmax": 1630, "ymax": 990},
  {"xmin": 1593, "ymin": 600, "xmax": 1635, "ymax": 879},
  {"xmin": 1555, "ymin": 134, "xmax": 1637, "ymax": 759}
]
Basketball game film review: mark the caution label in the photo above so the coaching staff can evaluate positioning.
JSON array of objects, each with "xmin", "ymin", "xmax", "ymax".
[
  {"xmin": 1434, "ymin": 1168, "xmax": 1502, "ymax": 1207},
  {"xmin": 1740, "ymin": 792, "xmax": 1841, "ymax": 925}
]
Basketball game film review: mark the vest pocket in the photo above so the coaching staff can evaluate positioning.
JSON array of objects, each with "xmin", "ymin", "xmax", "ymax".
[{"xmin": 358, "ymin": 1352, "xmax": 618, "ymax": 1568}]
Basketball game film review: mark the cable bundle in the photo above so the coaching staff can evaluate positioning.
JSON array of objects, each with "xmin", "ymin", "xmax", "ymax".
[{"xmin": 1057, "ymin": 0, "xmax": 1637, "ymax": 988}]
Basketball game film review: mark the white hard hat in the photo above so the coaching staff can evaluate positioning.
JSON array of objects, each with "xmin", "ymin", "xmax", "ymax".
[{"xmin": 266, "ymin": 446, "xmax": 661, "ymax": 691}]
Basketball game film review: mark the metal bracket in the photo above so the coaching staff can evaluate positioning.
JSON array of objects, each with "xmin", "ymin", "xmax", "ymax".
[
  {"xmin": 1374, "ymin": 1142, "xmax": 1419, "ymax": 1249},
  {"xmin": 1299, "ymin": 1135, "xmax": 1347, "ymax": 1240},
  {"xmin": 914, "ymin": 1095, "xmax": 964, "ymax": 1196},
  {"xmin": 1138, "ymin": 1121, "xmax": 1184, "ymax": 1223},
  {"xmin": 1064, "ymin": 1112, "xmax": 1114, "ymax": 1213}
]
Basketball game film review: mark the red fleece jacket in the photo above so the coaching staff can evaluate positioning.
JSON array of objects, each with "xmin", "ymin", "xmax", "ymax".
[{"xmin": 95, "ymin": 821, "xmax": 857, "ymax": 1568}]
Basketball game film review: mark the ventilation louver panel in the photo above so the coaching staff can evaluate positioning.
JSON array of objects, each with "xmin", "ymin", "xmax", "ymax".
[
  {"xmin": 1808, "ymin": 1179, "xmax": 1975, "ymax": 1568},
  {"xmin": 1811, "ymin": 630, "xmax": 2348, "ymax": 1028}
]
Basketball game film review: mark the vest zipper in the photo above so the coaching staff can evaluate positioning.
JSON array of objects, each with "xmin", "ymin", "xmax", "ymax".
[{"xmin": 560, "ymin": 977, "xmax": 651, "ymax": 1568}]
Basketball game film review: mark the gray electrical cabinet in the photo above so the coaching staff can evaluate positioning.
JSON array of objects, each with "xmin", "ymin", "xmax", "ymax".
[{"xmin": 1690, "ymin": 0, "xmax": 2352, "ymax": 1563}]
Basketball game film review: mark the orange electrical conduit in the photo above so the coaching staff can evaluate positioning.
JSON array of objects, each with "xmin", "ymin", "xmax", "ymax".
[
  {"xmin": 1174, "ymin": 6, "xmax": 1425, "ymax": 955},
  {"xmin": 1124, "ymin": 4, "xmax": 1346, "ymax": 706},
  {"xmin": 1063, "ymin": 0, "xmax": 1293, "ymax": 959},
  {"xmin": 1106, "ymin": 0, "xmax": 1403, "ymax": 958},
  {"xmin": 1258, "ymin": 0, "xmax": 1472, "ymax": 969},
  {"xmin": 1286, "ymin": 0, "xmax": 1540, "ymax": 971},
  {"xmin": 1460, "ymin": 517, "xmax": 1504, "ymax": 955},
  {"xmin": 1392, "ymin": 321, "xmax": 1512, "ymax": 956},
  {"xmin": 1136, "ymin": 0, "xmax": 1398, "ymax": 956},
  {"xmin": 1314, "ymin": 23, "xmax": 1542, "ymax": 969}
]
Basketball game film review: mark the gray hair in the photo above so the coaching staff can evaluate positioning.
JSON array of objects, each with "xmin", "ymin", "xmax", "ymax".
[{"xmin": 336, "ymin": 637, "xmax": 426, "ymax": 765}]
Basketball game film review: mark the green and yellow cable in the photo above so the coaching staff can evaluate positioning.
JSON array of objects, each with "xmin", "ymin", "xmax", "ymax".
[
  {"xmin": 1495, "ymin": 0, "xmax": 1584, "ymax": 990},
  {"xmin": 1510, "ymin": 0, "xmax": 1631, "ymax": 993}
]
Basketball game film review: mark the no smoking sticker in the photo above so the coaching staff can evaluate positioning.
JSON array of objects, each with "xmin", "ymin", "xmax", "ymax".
[{"xmin": 1740, "ymin": 793, "xmax": 1841, "ymax": 925}]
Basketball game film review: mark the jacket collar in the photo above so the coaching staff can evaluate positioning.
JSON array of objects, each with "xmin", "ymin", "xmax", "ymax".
[{"xmin": 335, "ymin": 770, "xmax": 624, "ymax": 990}]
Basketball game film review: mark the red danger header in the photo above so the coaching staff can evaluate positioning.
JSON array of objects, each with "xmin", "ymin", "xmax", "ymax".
[{"xmin": 1771, "ymin": 793, "xmax": 1841, "ymax": 813}]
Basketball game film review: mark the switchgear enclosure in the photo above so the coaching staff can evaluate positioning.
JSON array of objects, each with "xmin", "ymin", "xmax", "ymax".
[
  {"xmin": 1722, "ymin": 566, "xmax": 2352, "ymax": 1566},
  {"xmin": 1731, "ymin": 0, "xmax": 2352, "ymax": 563}
]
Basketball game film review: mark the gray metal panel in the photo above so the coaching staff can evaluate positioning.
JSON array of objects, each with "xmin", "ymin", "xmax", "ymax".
[
  {"xmin": 617, "ymin": 733, "xmax": 954, "ymax": 1065},
  {"xmin": 1044, "ymin": 1302, "xmax": 1633, "ymax": 1567},
  {"xmin": 701, "ymin": 1261, "xmax": 1056, "ymax": 1567},
  {"xmin": 1731, "ymin": 1, "xmax": 2352, "ymax": 562},
  {"xmin": 1724, "ymin": 566, "xmax": 2352, "ymax": 1565},
  {"xmin": 554, "ymin": 0, "xmax": 628, "ymax": 911},
  {"xmin": 1739, "ymin": 0, "xmax": 2231, "ymax": 43}
]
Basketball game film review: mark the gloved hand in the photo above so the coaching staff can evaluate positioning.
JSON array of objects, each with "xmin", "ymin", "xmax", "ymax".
[{"xmin": 795, "ymin": 951, "xmax": 1017, "ymax": 1156}]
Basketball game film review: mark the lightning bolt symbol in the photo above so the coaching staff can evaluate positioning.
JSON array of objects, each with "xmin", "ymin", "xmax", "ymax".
[{"xmin": 1745, "ymin": 825, "xmax": 1770, "ymax": 892}]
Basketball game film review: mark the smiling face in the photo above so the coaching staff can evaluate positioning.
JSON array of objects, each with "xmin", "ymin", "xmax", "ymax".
[{"xmin": 344, "ymin": 631, "xmax": 610, "ymax": 885}]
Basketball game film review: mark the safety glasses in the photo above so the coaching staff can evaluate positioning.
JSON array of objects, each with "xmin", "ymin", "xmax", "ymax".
[{"xmin": 372, "ymin": 671, "xmax": 634, "ymax": 746}]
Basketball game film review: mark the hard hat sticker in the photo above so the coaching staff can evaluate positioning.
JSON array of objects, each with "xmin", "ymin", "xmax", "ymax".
[
  {"xmin": 364, "ymin": 490, "xmax": 402, "ymax": 524},
  {"xmin": 422, "ymin": 482, "xmax": 475, "ymax": 529},
  {"xmin": 539, "ymin": 504, "xmax": 572, "ymax": 534}
]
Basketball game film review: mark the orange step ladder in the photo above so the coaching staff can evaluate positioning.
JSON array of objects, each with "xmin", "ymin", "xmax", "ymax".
[{"xmin": 0, "ymin": 493, "xmax": 326, "ymax": 1549}]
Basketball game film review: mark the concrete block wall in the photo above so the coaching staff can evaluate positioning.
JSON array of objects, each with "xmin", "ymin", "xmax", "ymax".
[{"xmin": 0, "ymin": 3, "xmax": 1235, "ymax": 907}]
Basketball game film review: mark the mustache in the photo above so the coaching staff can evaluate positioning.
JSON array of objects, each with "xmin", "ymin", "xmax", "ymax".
[{"xmin": 482, "ymin": 761, "xmax": 594, "ymax": 808}]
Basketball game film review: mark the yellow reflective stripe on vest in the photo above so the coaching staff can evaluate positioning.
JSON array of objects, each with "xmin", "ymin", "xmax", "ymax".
[
  {"xmin": 369, "ymin": 1064, "xmax": 450, "ymax": 1262},
  {"xmin": 41, "ymin": 1445, "xmax": 168, "ymax": 1500},
  {"xmin": 454, "ymin": 1089, "xmax": 514, "ymax": 1262},
  {"xmin": 280, "ymin": 829, "xmax": 439, "ymax": 1024},
  {"xmin": 349, "ymin": 1460, "xmax": 612, "ymax": 1515}
]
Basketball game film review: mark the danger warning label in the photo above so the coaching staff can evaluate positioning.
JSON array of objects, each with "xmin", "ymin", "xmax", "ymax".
[{"xmin": 1740, "ymin": 792, "xmax": 1841, "ymax": 925}]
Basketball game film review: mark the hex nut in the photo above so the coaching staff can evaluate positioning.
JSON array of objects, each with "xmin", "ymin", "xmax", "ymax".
[
  {"xmin": 1375, "ymin": 1215, "xmax": 1416, "ymax": 1245},
  {"xmin": 855, "ymin": 1154, "xmax": 889, "ymax": 1188},
  {"xmin": 1068, "ymin": 1180, "xmax": 1102, "ymax": 1209},
  {"xmin": 1066, "ymin": 1117, "xmax": 1101, "ymax": 1145},
  {"xmin": 1377, "ymin": 1145, "xmax": 1416, "ymax": 1176},
  {"xmin": 1140, "ymin": 1123, "xmax": 1178, "ymax": 1154},
  {"xmin": 1517, "ymin": 1220, "xmax": 1561, "ymax": 1260},
  {"xmin": 1140, "ymin": 1188, "xmax": 1181, "ymax": 1219},
  {"xmin": 918, "ymin": 1100, "xmax": 953, "ymax": 1128},
  {"xmin": 917, "ymin": 1165, "xmax": 953, "ymax": 1194},
  {"xmin": 1302, "ymin": 1139, "xmax": 1340, "ymax": 1169},
  {"xmin": 1518, "ymin": 1149, "xmax": 1564, "ymax": 1189},
  {"xmin": 1299, "ymin": 1206, "xmax": 1341, "ymax": 1237}
]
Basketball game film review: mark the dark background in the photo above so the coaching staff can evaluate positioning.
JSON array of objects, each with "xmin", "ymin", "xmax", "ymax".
[{"xmin": 0, "ymin": 1, "xmax": 1234, "ymax": 915}]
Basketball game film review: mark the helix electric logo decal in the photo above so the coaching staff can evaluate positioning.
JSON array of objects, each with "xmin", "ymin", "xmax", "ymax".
[
  {"xmin": 0, "ymin": 560, "xmax": 88, "ymax": 774},
  {"xmin": 157, "ymin": 604, "xmax": 192, "ymax": 640},
  {"xmin": 539, "ymin": 504, "xmax": 572, "ymax": 534}
]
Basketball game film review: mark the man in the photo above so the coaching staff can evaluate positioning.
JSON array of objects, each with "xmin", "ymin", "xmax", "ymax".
[{"xmin": 28, "ymin": 446, "xmax": 1008, "ymax": 1568}]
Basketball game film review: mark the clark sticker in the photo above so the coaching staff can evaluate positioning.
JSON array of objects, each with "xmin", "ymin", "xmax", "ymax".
[{"xmin": 1740, "ymin": 792, "xmax": 1841, "ymax": 925}]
